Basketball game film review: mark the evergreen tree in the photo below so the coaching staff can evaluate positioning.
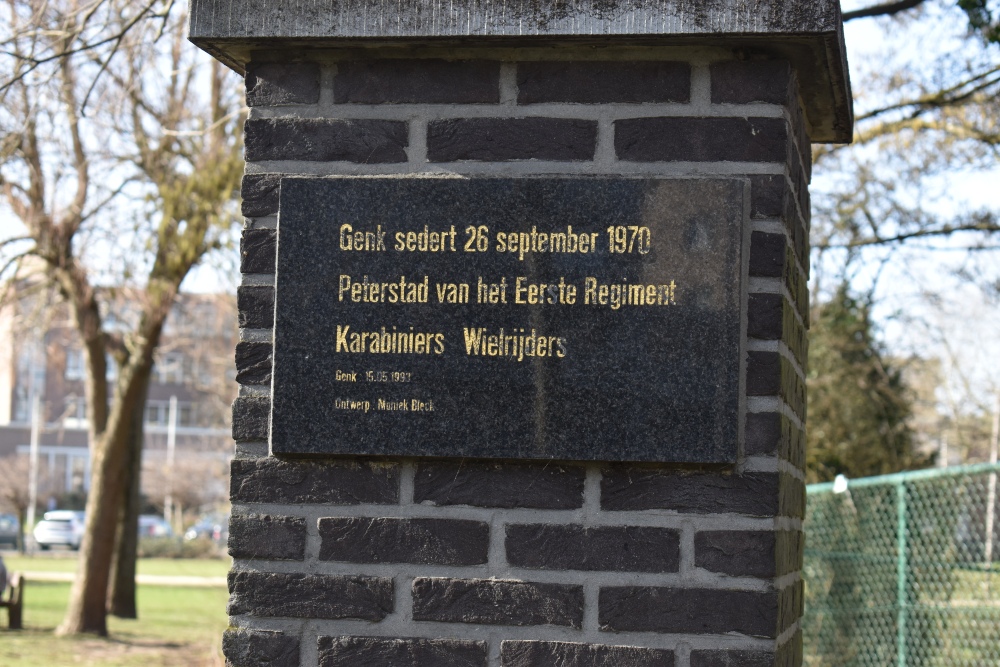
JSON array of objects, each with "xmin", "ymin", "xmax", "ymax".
[{"xmin": 806, "ymin": 284, "xmax": 929, "ymax": 482}]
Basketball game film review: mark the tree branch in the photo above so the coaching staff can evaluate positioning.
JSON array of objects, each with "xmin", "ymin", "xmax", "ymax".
[
  {"xmin": 857, "ymin": 66, "xmax": 1000, "ymax": 124},
  {"xmin": 815, "ymin": 219, "xmax": 1000, "ymax": 250},
  {"xmin": 58, "ymin": 33, "xmax": 89, "ymax": 232},
  {"xmin": 0, "ymin": 235, "xmax": 33, "ymax": 250},
  {"xmin": 843, "ymin": 0, "xmax": 927, "ymax": 22},
  {"xmin": 0, "ymin": 0, "xmax": 160, "ymax": 94}
]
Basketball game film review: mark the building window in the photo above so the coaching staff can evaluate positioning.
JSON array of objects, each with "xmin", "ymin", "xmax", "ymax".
[
  {"xmin": 66, "ymin": 397, "xmax": 86, "ymax": 419},
  {"xmin": 146, "ymin": 402, "xmax": 167, "ymax": 425},
  {"xmin": 63, "ymin": 396, "xmax": 87, "ymax": 427},
  {"xmin": 155, "ymin": 353, "xmax": 184, "ymax": 384},
  {"xmin": 13, "ymin": 391, "xmax": 29, "ymax": 423},
  {"xmin": 65, "ymin": 349, "xmax": 84, "ymax": 380},
  {"xmin": 145, "ymin": 400, "xmax": 192, "ymax": 427}
]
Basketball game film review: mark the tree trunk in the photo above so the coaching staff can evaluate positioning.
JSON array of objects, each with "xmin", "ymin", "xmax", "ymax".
[
  {"xmin": 56, "ymin": 431, "xmax": 129, "ymax": 635},
  {"xmin": 57, "ymin": 357, "xmax": 157, "ymax": 636},
  {"xmin": 109, "ymin": 369, "xmax": 151, "ymax": 618}
]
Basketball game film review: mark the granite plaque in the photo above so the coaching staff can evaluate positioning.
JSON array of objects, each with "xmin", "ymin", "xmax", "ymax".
[{"xmin": 271, "ymin": 178, "xmax": 747, "ymax": 462}]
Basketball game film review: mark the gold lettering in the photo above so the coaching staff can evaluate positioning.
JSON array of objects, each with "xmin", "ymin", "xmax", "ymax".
[
  {"xmin": 582, "ymin": 278, "xmax": 679, "ymax": 309},
  {"xmin": 436, "ymin": 282, "xmax": 470, "ymax": 304}
]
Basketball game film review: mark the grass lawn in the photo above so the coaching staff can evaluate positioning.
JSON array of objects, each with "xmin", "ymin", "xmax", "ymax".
[
  {"xmin": 2, "ymin": 555, "xmax": 230, "ymax": 579},
  {"xmin": 0, "ymin": 581, "xmax": 228, "ymax": 666}
]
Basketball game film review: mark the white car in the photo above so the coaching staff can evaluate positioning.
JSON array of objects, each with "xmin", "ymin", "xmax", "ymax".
[{"xmin": 33, "ymin": 511, "xmax": 85, "ymax": 550}]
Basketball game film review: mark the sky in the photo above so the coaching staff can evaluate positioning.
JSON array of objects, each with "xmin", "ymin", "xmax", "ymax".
[{"xmin": 829, "ymin": 0, "xmax": 1000, "ymax": 411}]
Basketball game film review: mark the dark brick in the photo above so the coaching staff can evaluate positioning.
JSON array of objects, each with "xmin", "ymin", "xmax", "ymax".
[
  {"xmin": 319, "ymin": 636, "xmax": 488, "ymax": 667},
  {"xmin": 695, "ymin": 531, "xmax": 776, "ymax": 578},
  {"xmin": 241, "ymin": 173, "xmax": 281, "ymax": 217},
  {"xmin": 745, "ymin": 411, "xmax": 781, "ymax": 456},
  {"xmin": 412, "ymin": 578, "xmax": 583, "ymax": 628},
  {"xmin": 517, "ymin": 61, "xmax": 689, "ymax": 103},
  {"xmin": 749, "ymin": 174, "xmax": 787, "ymax": 218},
  {"xmin": 783, "ymin": 357, "xmax": 807, "ymax": 420},
  {"xmin": 502, "ymin": 640, "xmax": 674, "ymax": 667},
  {"xmin": 780, "ymin": 473, "xmax": 806, "ymax": 519},
  {"xmin": 228, "ymin": 571, "xmax": 392, "ymax": 620},
  {"xmin": 235, "ymin": 341, "xmax": 272, "ymax": 385},
  {"xmin": 599, "ymin": 587, "xmax": 778, "ymax": 637},
  {"xmin": 710, "ymin": 60, "xmax": 792, "ymax": 105},
  {"xmin": 334, "ymin": 60, "xmax": 500, "ymax": 104},
  {"xmin": 237, "ymin": 285, "xmax": 274, "ymax": 329},
  {"xmin": 780, "ymin": 416, "xmax": 806, "ymax": 470},
  {"xmin": 241, "ymin": 228, "xmax": 277, "ymax": 274},
  {"xmin": 785, "ymin": 97, "xmax": 813, "ymax": 183},
  {"xmin": 228, "ymin": 513, "xmax": 306, "ymax": 560},
  {"xmin": 319, "ymin": 517, "xmax": 488, "ymax": 565},
  {"xmin": 615, "ymin": 117, "xmax": 787, "ymax": 162},
  {"xmin": 786, "ymin": 247, "xmax": 810, "ymax": 323},
  {"xmin": 749, "ymin": 231, "xmax": 787, "ymax": 278},
  {"xmin": 765, "ymin": 169, "xmax": 808, "ymax": 274},
  {"xmin": 230, "ymin": 458, "xmax": 399, "ymax": 504},
  {"xmin": 427, "ymin": 118, "xmax": 597, "ymax": 161},
  {"xmin": 601, "ymin": 469, "xmax": 779, "ymax": 516},
  {"xmin": 777, "ymin": 580, "xmax": 804, "ymax": 635},
  {"xmin": 785, "ymin": 305, "xmax": 808, "ymax": 367},
  {"xmin": 232, "ymin": 396, "xmax": 269, "ymax": 442},
  {"xmin": 747, "ymin": 353, "xmax": 805, "ymax": 419},
  {"xmin": 415, "ymin": 462, "xmax": 584, "ymax": 509},
  {"xmin": 747, "ymin": 291, "xmax": 809, "ymax": 386},
  {"xmin": 223, "ymin": 629, "xmax": 299, "ymax": 667},
  {"xmin": 747, "ymin": 292, "xmax": 783, "ymax": 341},
  {"xmin": 506, "ymin": 524, "xmax": 679, "ymax": 573},
  {"xmin": 690, "ymin": 649, "xmax": 774, "ymax": 667},
  {"xmin": 246, "ymin": 62, "xmax": 321, "ymax": 106},
  {"xmin": 785, "ymin": 70, "xmax": 811, "ymax": 169},
  {"xmin": 245, "ymin": 118, "xmax": 408, "ymax": 163},
  {"xmin": 746, "ymin": 351, "xmax": 781, "ymax": 396},
  {"xmin": 776, "ymin": 530, "xmax": 803, "ymax": 576},
  {"xmin": 788, "ymin": 213, "xmax": 809, "ymax": 278}
]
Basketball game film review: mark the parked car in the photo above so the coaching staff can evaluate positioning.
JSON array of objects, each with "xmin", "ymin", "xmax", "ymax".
[
  {"xmin": 183, "ymin": 513, "xmax": 229, "ymax": 544},
  {"xmin": 0, "ymin": 514, "xmax": 18, "ymax": 549},
  {"xmin": 33, "ymin": 510, "xmax": 85, "ymax": 550},
  {"xmin": 139, "ymin": 515, "xmax": 173, "ymax": 538}
]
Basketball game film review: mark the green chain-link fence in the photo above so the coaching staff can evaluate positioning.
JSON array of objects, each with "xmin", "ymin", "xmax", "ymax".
[{"xmin": 804, "ymin": 463, "xmax": 1000, "ymax": 666}]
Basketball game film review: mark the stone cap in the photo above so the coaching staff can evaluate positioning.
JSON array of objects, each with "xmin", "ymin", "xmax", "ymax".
[{"xmin": 188, "ymin": 0, "xmax": 852, "ymax": 141}]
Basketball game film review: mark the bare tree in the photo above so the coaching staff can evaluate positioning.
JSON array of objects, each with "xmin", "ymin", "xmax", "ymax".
[
  {"xmin": 808, "ymin": 1, "xmax": 1000, "ymax": 471},
  {"xmin": 0, "ymin": 455, "xmax": 32, "ymax": 551},
  {"xmin": 814, "ymin": 1, "xmax": 1000, "ymax": 258},
  {"xmin": 0, "ymin": 0, "xmax": 242, "ymax": 635},
  {"xmin": 141, "ymin": 454, "xmax": 230, "ymax": 526}
]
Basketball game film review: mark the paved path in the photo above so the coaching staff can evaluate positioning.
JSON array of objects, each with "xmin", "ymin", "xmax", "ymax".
[{"xmin": 21, "ymin": 571, "xmax": 226, "ymax": 587}]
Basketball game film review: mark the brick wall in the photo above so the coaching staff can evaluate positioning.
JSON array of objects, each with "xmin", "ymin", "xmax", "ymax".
[{"xmin": 228, "ymin": 51, "xmax": 810, "ymax": 667}]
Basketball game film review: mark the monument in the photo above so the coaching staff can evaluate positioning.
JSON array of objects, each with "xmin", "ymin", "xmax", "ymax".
[{"xmin": 189, "ymin": 1, "xmax": 852, "ymax": 665}]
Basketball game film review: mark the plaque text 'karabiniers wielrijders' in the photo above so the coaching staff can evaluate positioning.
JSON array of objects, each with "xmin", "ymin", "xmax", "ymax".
[{"xmin": 271, "ymin": 178, "xmax": 747, "ymax": 462}]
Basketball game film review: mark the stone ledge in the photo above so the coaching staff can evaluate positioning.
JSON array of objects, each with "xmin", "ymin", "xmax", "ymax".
[{"xmin": 189, "ymin": 0, "xmax": 852, "ymax": 141}]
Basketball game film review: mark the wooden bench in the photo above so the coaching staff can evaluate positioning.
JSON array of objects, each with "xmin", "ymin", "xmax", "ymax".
[{"xmin": 0, "ymin": 572, "xmax": 24, "ymax": 629}]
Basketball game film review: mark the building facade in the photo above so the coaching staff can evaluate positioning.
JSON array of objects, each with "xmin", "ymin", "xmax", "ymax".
[{"xmin": 0, "ymin": 289, "xmax": 236, "ymax": 504}]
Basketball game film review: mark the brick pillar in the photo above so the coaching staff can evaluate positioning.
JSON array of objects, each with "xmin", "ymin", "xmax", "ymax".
[{"xmin": 190, "ymin": 2, "xmax": 851, "ymax": 666}]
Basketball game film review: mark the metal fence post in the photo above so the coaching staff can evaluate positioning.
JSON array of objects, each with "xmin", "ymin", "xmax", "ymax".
[{"xmin": 897, "ymin": 479, "xmax": 908, "ymax": 667}]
